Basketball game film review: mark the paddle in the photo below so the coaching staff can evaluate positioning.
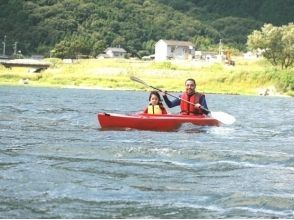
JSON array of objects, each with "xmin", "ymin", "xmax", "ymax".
[{"xmin": 130, "ymin": 76, "xmax": 236, "ymax": 125}]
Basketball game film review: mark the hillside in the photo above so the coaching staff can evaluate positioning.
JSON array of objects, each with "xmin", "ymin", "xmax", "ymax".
[
  {"xmin": 0, "ymin": 0, "xmax": 293, "ymax": 57},
  {"xmin": 159, "ymin": 0, "xmax": 294, "ymax": 25}
]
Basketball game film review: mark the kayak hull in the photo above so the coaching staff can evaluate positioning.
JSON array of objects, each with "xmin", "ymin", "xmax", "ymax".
[{"xmin": 97, "ymin": 112, "xmax": 220, "ymax": 131}]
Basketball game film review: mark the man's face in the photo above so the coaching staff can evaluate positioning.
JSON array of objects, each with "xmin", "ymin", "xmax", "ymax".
[{"xmin": 185, "ymin": 80, "xmax": 196, "ymax": 95}]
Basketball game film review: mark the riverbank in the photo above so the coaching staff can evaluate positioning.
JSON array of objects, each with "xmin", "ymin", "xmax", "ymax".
[{"xmin": 0, "ymin": 58, "xmax": 293, "ymax": 96}]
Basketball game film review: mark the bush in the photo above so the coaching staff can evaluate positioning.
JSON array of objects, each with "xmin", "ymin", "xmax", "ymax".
[{"xmin": 151, "ymin": 61, "xmax": 177, "ymax": 70}]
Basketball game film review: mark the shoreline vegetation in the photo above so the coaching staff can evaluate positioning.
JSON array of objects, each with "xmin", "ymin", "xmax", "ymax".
[{"xmin": 0, "ymin": 58, "xmax": 293, "ymax": 97}]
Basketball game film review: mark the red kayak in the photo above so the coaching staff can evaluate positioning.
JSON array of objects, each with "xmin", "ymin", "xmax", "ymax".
[{"xmin": 97, "ymin": 112, "xmax": 220, "ymax": 131}]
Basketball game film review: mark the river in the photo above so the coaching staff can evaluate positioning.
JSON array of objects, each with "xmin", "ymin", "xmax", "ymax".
[{"xmin": 0, "ymin": 86, "xmax": 293, "ymax": 218}]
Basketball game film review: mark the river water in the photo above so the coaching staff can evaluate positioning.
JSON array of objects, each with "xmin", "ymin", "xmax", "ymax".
[{"xmin": 0, "ymin": 86, "xmax": 293, "ymax": 218}]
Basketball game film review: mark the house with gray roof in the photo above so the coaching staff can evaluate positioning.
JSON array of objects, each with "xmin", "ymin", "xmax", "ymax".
[
  {"xmin": 104, "ymin": 47, "xmax": 127, "ymax": 58},
  {"xmin": 155, "ymin": 40, "xmax": 195, "ymax": 61}
]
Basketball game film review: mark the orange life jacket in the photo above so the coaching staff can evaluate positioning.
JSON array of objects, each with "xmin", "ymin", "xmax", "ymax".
[{"xmin": 180, "ymin": 92, "xmax": 203, "ymax": 115}]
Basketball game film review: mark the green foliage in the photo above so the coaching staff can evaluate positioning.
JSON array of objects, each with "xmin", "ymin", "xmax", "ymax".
[
  {"xmin": 183, "ymin": 0, "xmax": 294, "ymax": 26},
  {"xmin": 0, "ymin": 59, "xmax": 293, "ymax": 95},
  {"xmin": 53, "ymin": 35, "xmax": 94, "ymax": 58},
  {"xmin": 0, "ymin": 0, "xmax": 293, "ymax": 57},
  {"xmin": 45, "ymin": 58, "xmax": 62, "ymax": 67},
  {"xmin": 151, "ymin": 61, "xmax": 177, "ymax": 70},
  {"xmin": 211, "ymin": 17, "xmax": 262, "ymax": 49},
  {"xmin": 191, "ymin": 36, "xmax": 214, "ymax": 50},
  {"xmin": 271, "ymin": 69, "xmax": 294, "ymax": 92},
  {"xmin": 142, "ymin": 40, "xmax": 156, "ymax": 55},
  {"xmin": 247, "ymin": 23, "xmax": 294, "ymax": 69}
]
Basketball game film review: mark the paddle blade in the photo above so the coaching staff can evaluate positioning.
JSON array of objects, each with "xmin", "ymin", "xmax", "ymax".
[
  {"xmin": 130, "ymin": 76, "xmax": 147, "ymax": 86},
  {"xmin": 211, "ymin": 111, "xmax": 236, "ymax": 125}
]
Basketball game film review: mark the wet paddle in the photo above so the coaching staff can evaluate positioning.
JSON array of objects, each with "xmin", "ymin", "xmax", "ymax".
[{"xmin": 130, "ymin": 76, "xmax": 236, "ymax": 125}]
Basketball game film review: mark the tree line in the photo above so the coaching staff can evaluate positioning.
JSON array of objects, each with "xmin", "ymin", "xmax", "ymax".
[{"xmin": 0, "ymin": 0, "xmax": 293, "ymax": 64}]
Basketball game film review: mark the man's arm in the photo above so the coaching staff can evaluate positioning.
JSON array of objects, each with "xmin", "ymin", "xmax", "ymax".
[
  {"xmin": 199, "ymin": 95, "xmax": 208, "ymax": 109},
  {"xmin": 199, "ymin": 95, "xmax": 210, "ymax": 115},
  {"xmin": 162, "ymin": 95, "xmax": 181, "ymax": 108}
]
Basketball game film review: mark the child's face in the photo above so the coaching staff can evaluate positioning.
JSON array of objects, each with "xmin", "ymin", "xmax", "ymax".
[{"xmin": 150, "ymin": 94, "xmax": 159, "ymax": 105}]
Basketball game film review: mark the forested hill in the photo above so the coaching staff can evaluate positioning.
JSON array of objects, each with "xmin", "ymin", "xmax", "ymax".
[
  {"xmin": 159, "ymin": 0, "xmax": 294, "ymax": 25},
  {"xmin": 0, "ymin": 0, "xmax": 293, "ymax": 58}
]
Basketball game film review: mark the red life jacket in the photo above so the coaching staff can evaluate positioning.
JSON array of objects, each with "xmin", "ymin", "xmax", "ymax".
[{"xmin": 180, "ymin": 92, "xmax": 203, "ymax": 115}]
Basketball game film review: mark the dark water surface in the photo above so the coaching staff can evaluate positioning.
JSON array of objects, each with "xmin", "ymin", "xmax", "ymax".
[{"xmin": 0, "ymin": 86, "xmax": 293, "ymax": 218}]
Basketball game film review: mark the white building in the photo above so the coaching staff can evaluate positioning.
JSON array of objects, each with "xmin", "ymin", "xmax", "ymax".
[
  {"xmin": 104, "ymin": 47, "xmax": 127, "ymax": 58},
  {"xmin": 155, "ymin": 40, "xmax": 195, "ymax": 61}
]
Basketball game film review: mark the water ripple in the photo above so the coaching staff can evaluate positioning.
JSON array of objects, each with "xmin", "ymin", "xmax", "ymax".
[{"xmin": 1, "ymin": 86, "xmax": 294, "ymax": 218}]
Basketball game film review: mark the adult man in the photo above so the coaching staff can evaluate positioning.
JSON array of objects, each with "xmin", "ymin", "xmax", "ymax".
[{"xmin": 162, "ymin": 78, "xmax": 210, "ymax": 115}]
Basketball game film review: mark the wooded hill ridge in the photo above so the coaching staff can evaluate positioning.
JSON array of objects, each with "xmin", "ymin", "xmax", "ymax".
[{"xmin": 0, "ymin": 0, "xmax": 293, "ymax": 57}]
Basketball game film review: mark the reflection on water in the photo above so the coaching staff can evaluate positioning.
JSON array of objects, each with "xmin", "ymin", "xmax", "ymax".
[{"xmin": 0, "ymin": 86, "xmax": 294, "ymax": 218}]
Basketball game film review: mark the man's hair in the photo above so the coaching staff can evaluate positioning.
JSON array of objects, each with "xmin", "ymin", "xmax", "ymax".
[{"xmin": 185, "ymin": 78, "xmax": 196, "ymax": 86}]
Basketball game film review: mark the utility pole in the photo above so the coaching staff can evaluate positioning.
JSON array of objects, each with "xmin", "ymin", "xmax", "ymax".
[
  {"xmin": 218, "ymin": 39, "xmax": 222, "ymax": 56},
  {"xmin": 2, "ymin": 35, "xmax": 6, "ymax": 56},
  {"xmin": 13, "ymin": 42, "xmax": 18, "ymax": 55}
]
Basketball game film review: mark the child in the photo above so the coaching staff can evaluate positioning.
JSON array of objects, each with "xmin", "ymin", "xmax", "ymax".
[{"xmin": 143, "ymin": 91, "xmax": 168, "ymax": 114}]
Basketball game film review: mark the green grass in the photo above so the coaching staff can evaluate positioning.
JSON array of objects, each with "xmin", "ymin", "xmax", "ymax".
[{"xmin": 0, "ymin": 58, "xmax": 293, "ymax": 96}]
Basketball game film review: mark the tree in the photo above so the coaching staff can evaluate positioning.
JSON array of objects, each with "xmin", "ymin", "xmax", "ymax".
[
  {"xmin": 53, "ymin": 35, "xmax": 92, "ymax": 58},
  {"xmin": 191, "ymin": 36, "xmax": 213, "ymax": 50},
  {"xmin": 211, "ymin": 16, "xmax": 262, "ymax": 50},
  {"xmin": 247, "ymin": 23, "xmax": 294, "ymax": 69},
  {"xmin": 142, "ymin": 40, "xmax": 156, "ymax": 54}
]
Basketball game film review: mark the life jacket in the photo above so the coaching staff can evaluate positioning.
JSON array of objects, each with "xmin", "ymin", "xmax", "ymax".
[
  {"xmin": 147, "ymin": 104, "xmax": 163, "ymax": 114},
  {"xmin": 180, "ymin": 92, "xmax": 203, "ymax": 115}
]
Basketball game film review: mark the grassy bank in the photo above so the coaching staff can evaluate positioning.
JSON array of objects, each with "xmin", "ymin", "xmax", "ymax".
[{"xmin": 0, "ymin": 58, "xmax": 293, "ymax": 96}]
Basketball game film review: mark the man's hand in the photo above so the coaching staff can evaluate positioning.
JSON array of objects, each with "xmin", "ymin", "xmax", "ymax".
[
  {"xmin": 195, "ymin": 103, "xmax": 202, "ymax": 109},
  {"xmin": 160, "ymin": 91, "xmax": 167, "ymax": 97}
]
